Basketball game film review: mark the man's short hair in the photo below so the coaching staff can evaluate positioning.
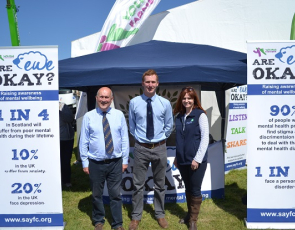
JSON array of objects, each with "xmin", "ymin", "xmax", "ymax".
[
  {"xmin": 96, "ymin": 87, "xmax": 114, "ymax": 98},
  {"xmin": 142, "ymin": 69, "xmax": 159, "ymax": 82}
]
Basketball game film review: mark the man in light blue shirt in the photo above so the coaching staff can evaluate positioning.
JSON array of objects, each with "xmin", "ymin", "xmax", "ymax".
[
  {"xmin": 80, "ymin": 87, "xmax": 129, "ymax": 230},
  {"xmin": 128, "ymin": 70, "xmax": 173, "ymax": 230}
]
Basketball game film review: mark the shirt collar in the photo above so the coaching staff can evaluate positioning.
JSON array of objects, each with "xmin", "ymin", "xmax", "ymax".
[
  {"xmin": 96, "ymin": 107, "xmax": 112, "ymax": 115},
  {"xmin": 141, "ymin": 93, "xmax": 157, "ymax": 101}
]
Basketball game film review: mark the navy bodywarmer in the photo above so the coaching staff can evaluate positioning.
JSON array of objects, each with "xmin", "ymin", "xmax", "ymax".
[{"xmin": 175, "ymin": 108, "xmax": 208, "ymax": 165}]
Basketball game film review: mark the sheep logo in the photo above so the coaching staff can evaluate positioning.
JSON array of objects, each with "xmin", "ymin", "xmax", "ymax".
[
  {"xmin": 13, "ymin": 51, "xmax": 54, "ymax": 71},
  {"xmin": 275, "ymin": 45, "xmax": 295, "ymax": 65}
]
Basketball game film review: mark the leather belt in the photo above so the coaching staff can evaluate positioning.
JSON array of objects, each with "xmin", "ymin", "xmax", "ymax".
[
  {"xmin": 136, "ymin": 140, "xmax": 166, "ymax": 149},
  {"xmin": 91, "ymin": 157, "xmax": 121, "ymax": 164}
]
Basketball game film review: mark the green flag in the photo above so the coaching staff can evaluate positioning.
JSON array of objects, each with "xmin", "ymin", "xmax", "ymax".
[{"xmin": 291, "ymin": 13, "xmax": 295, "ymax": 40}]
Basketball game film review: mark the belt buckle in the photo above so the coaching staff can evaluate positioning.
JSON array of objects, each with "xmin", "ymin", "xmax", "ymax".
[
  {"xmin": 104, "ymin": 159, "xmax": 110, "ymax": 163},
  {"xmin": 150, "ymin": 143, "xmax": 155, "ymax": 149}
]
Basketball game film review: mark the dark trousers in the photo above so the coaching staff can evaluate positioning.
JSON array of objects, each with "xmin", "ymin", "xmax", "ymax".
[
  {"xmin": 60, "ymin": 139, "xmax": 74, "ymax": 184},
  {"xmin": 131, "ymin": 142, "xmax": 167, "ymax": 220},
  {"xmin": 178, "ymin": 162, "xmax": 207, "ymax": 197},
  {"xmin": 89, "ymin": 158, "xmax": 123, "ymax": 229}
]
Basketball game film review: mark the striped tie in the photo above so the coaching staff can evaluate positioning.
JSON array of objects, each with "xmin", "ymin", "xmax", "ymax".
[{"xmin": 102, "ymin": 112, "xmax": 114, "ymax": 154}]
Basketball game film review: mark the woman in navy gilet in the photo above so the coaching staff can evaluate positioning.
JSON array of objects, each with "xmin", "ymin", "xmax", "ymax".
[{"xmin": 173, "ymin": 87, "xmax": 209, "ymax": 230}]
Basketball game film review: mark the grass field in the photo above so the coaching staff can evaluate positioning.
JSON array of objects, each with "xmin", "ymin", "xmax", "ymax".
[{"xmin": 61, "ymin": 139, "xmax": 255, "ymax": 230}]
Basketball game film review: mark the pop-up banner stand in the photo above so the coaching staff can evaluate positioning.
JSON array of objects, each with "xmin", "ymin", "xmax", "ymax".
[
  {"xmin": 246, "ymin": 41, "xmax": 295, "ymax": 229},
  {"xmin": 0, "ymin": 46, "xmax": 64, "ymax": 229}
]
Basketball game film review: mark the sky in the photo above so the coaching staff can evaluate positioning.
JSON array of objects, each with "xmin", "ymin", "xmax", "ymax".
[{"xmin": 0, "ymin": 0, "xmax": 197, "ymax": 60}]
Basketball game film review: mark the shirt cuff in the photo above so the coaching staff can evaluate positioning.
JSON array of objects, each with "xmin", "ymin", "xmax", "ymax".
[
  {"xmin": 82, "ymin": 159, "xmax": 89, "ymax": 168},
  {"xmin": 122, "ymin": 158, "xmax": 128, "ymax": 165},
  {"xmin": 193, "ymin": 157, "xmax": 202, "ymax": 164}
]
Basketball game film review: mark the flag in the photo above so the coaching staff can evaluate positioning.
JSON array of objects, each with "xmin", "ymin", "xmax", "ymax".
[{"xmin": 95, "ymin": 0, "xmax": 161, "ymax": 52}]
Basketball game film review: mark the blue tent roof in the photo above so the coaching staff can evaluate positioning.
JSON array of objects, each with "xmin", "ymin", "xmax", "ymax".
[{"xmin": 59, "ymin": 40, "xmax": 246, "ymax": 91}]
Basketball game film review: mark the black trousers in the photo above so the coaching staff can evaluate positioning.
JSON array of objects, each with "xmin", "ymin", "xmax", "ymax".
[
  {"xmin": 60, "ymin": 139, "xmax": 74, "ymax": 184},
  {"xmin": 89, "ymin": 158, "xmax": 123, "ymax": 229},
  {"xmin": 178, "ymin": 162, "xmax": 207, "ymax": 197}
]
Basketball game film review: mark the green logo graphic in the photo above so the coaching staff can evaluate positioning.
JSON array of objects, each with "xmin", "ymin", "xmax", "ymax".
[
  {"xmin": 97, "ymin": 24, "xmax": 139, "ymax": 52},
  {"xmin": 0, "ymin": 54, "xmax": 14, "ymax": 61}
]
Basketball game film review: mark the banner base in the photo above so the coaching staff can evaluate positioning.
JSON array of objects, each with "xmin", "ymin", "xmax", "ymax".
[
  {"xmin": 224, "ymin": 165, "xmax": 247, "ymax": 174},
  {"xmin": 0, "ymin": 227, "xmax": 64, "ymax": 230},
  {"xmin": 0, "ymin": 222, "xmax": 65, "ymax": 230},
  {"xmin": 245, "ymin": 218, "xmax": 295, "ymax": 229}
]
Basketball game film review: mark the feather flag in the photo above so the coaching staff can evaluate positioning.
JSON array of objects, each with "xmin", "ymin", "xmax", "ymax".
[{"xmin": 95, "ymin": 0, "xmax": 161, "ymax": 52}]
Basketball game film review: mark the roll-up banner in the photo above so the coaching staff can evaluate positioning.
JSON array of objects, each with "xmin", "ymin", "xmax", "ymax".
[
  {"xmin": 225, "ymin": 85, "xmax": 247, "ymax": 173},
  {"xmin": 246, "ymin": 41, "xmax": 295, "ymax": 229},
  {"xmin": 0, "ymin": 46, "xmax": 63, "ymax": 229}
]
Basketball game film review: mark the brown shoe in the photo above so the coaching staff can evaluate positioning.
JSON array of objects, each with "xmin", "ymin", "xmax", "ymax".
[
  {"xmin": 94, "ymin": 223, "xmax": 104, "ymax": 230},
  {"xmin": 129, "ymin": 220, "xmax": 140, "ymax": 230},
  {"xmin": 157, "ymin": 218, "xmax": 168, "ymax": 229}
]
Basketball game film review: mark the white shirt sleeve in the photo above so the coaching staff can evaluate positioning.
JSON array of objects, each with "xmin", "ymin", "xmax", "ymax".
[{"xmin": 194, "ymin": 113, "xmax": 209, "ymax": 163}]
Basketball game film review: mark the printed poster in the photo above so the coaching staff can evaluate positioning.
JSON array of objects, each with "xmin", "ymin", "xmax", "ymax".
[
  {"xmin": 247, "ymin": 41, "xmax": 295, "ymax": 229},
  {"xmin": 0, "ymin": 46, "xmax": 63, "ymax": 229},
  {"xmin": 225, "ymin": 85, "xmax": 247, "ymax": 172}
]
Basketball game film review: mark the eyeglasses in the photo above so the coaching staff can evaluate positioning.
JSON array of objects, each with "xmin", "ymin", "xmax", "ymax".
[{"xmin": 182, "ymin": 87, "xmax": 194, "ymax": 91}]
